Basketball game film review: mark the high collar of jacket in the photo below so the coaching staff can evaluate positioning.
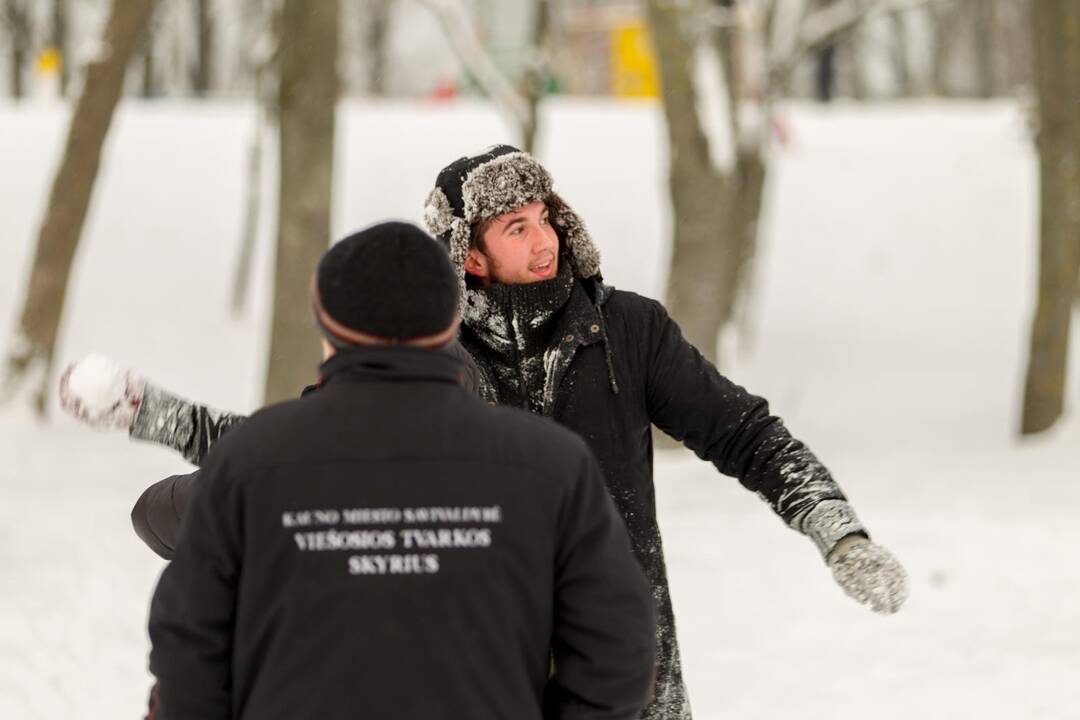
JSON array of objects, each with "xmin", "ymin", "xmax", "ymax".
[
  {"xmin": 461, "ymin": 258, "xmax": 575, "ymax": 357},
  {"xmin": 317, "ymin": 345, "xmax": 466, "ymax": 390}
]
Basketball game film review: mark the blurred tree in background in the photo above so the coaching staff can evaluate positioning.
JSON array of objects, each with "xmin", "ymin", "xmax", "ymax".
[
  {"xmin": 1, "ymin": 0, "xmax": 153, "ymax": 413},
  {"xmin": 264, "ymin": 0, "xmax": 340, "ymax": 404},
  {"xmin": 1021, "ymin": 0, "xmax": 1080, "ymax": 435},
  {"xmin": 0, "ymin": 0, "xmax": 1063, "ymax": 416}
]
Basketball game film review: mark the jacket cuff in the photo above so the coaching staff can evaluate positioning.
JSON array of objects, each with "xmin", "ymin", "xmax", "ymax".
[
  {"xmin": 798, "ymin": 499, "xmax": 868, "ymax": 560},
  {"xmin": 129, "ymin": 383, "xmax": 195, "ymax": 454}
]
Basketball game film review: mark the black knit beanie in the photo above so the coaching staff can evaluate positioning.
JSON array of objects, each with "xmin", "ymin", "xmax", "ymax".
[{"xmin": 313, "ymin": 221, "xmax": 459, "ymax": 348}]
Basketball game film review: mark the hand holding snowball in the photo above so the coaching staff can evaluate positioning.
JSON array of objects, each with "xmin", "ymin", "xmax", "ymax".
[{"xmin": 58, "ymin": 354, "xmax": 146, "ymax": 431}]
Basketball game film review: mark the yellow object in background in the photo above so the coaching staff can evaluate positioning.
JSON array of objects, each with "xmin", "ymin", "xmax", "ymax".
[
  {"xmin": 36, "ymin": 48, "xmax": 63, "ymax": 76},
  {"xmin": 611, "ymin": 22, "xmax": 658, "ymax": 98}
]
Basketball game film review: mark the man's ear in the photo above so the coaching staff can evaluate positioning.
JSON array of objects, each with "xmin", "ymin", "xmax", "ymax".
[{"xmin": 464, "ymin": 249, "xmax": 489, "ymax": 278}]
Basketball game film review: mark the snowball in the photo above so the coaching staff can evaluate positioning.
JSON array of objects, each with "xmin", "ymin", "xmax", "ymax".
[{"xmin": 66, "ymin": 354, "xmax": 126, "ymax": 415}]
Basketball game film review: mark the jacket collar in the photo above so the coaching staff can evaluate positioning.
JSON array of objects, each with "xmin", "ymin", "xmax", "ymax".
[{"xmin": 317, "ymin": 345, "xmax": 466, "ymax": 390}]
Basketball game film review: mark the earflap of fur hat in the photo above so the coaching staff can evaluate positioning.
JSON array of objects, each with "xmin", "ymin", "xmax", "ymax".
[
  {"xmin": 446, "ymin": 216, "xmax": 472, "ymax": 314},
  {"xmin": 546, "ymin": 192, "xmax": 601, "ymax": 280},
  {"xmin": 423, "ymin": 186, "xmax": 455, "ymax": 238}
]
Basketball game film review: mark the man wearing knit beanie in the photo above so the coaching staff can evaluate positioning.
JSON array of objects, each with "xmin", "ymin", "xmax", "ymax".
[
  {"xmin": 61, "ymin": 150, "xmax": 909, "ymax": 720},
  {"xmin": 145, "ymin": 221, "xmax": 656, "ymax": 720}
]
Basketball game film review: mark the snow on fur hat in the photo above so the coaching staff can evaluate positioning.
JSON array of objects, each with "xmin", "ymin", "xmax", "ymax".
[
  {"xmin": 422, "ymin": 145, "xmax": 601, "ymax": 304},
  {"xmin": 313, "ymin": 222, "xmax": 459, "ymax": 348}
]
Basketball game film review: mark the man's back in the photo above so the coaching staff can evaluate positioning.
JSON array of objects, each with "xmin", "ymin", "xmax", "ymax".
[{"xmin": 149, "ymin": 347, "xmax": 655, "ymax": 720}]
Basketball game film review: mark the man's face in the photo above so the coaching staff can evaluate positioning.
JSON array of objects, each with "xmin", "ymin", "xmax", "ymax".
[{"xmin": 464, "ymin": 201, "xmax": 559, "ymax": 286}]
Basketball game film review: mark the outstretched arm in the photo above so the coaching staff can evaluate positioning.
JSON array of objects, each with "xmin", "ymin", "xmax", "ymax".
[
  {"xmin": 59, "ymin": 354, "xmax": 249, "ymax": 466},
  {"xmin": 129, "ymin": 383, "xmax": 247, "ymax": 466},
  {"xmin": 640, "ymin": 300, "xmax": 907, "ymax": 614}
]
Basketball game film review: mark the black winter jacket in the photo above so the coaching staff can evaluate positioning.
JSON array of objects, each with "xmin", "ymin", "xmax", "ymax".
[
  {"xmin": 132, "ymin": 281, "xmax": 854, "ymax": 720},
  {"xmin": 148, "ymin": 347, "xmax": 655, "ymax": 720}
]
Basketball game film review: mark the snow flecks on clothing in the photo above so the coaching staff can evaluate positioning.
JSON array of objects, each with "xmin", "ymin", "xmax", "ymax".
[
  {"xmin": 462, "ymin": 291, "xmax": 512, "ymax": 355},
  {"xmin": 644, "ymin": 583, "xmax": 693, "ymax": 720},
  {"xmin": 129, "ymin": 384, "xmax": 246, "ymax": 466},
  {"xmin": 130, "ymin": 384, "xmax": 197, "ymax": 456},
  {"xmin": 770, "ymin": 438, "xmax": 846, "ymax": 526},
  {"xmin": 801, "ymin": 498, "xmax": 868, "ymax": 559},
  {"xmin": 460, "ymin": 261, "xmax": 574, "ymax": 414},
  {"xmin": 541, "ymin": 345, "xmax": 563, "ymax": 413}
]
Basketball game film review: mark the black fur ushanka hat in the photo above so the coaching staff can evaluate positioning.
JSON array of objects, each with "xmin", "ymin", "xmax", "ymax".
[{"xmin": 422, "ymin": 145, "xmax": 601, "ymax": 306}]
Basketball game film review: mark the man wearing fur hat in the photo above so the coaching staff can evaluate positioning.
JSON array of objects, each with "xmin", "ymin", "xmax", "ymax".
[{"xmin": 62, "ymin": 147, "xmax": 908, "ymax": 720}]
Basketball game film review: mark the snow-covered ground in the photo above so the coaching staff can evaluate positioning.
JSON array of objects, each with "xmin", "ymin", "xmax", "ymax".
[{"xmin": 1, "ymin": 99, "xmax": 1077, "ymax": 719}]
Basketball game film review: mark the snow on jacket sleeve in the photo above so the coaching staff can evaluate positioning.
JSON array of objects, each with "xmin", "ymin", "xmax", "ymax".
[
  {"xmin": 130, "ymin": 343, "xmax": 479, "ymax": 468},
  {"xmin": 148, "ymin": 447, "xmax": 242, "ymax": 720},
  {"xmin": 545, "ymin": 441, "xmax": 656, "ymax": 720},
  {"xmin": 131, "ymin": 471, "xmax": 200, "ymax": 560},
  {"xmin": 130, "ymin": 383, "xmax": 249, "ymax": 466},
  {"xmin": 641, "ymin": 298, "xmax": 851, "ymax": 529}
]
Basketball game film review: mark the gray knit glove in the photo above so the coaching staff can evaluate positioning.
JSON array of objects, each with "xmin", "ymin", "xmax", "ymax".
[{"xmin": 801, "ymin": 500, "xmax": 909, "ymax": 615}]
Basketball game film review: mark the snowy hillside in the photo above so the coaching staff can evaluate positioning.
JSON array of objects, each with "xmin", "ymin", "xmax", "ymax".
[{"xmin": 1, "ymin": 99, "xmax": 1077, "ymax": 719}]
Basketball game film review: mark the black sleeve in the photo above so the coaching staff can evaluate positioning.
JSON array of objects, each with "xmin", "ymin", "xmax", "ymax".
[
  {"xmin": 545, "ymin": 442, "xmax": 656, "ymax": 720},
  {"xmin": 148, "ymin": 446, "xmax": 242, "ymax": 720},
  {"xmin": 131, "ymin": 471, "xmax": 201, "ymax": 560},
  {"xmin": 130, "ymin": 383, "xmax": 250, "ymax": 466},
  {"xmin": 643, "ymin": 299, "xmax": 849, "ymax": 528}
]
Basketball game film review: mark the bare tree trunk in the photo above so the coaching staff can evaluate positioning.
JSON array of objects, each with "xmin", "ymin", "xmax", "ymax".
[
  {"xmin": 844, "ymin": 24, "xmax": 869, "ymax": 100},
  {"xmin": 52, "ymin": 0, "xmax": 69, "ymax": 95},
  {"xmin": 998, "ymin": 0, "xmax": 1032, "ymax": 95},
  {"xmin": 646, "ymin": 0, "xmax": 730, "ymax": 363},
  {"xmin": 363, "ymin": 0, "xmax": 392, "ymax": 96},
  {"xmin": 5, "ymin": 0, "xmax": 29, "ymax": 99},
  {"xmin": 232, "ymin": 1, "xmax": 278, "ymax": 315},
  {"xmin": 140, "ymin": 3, "xmax": 157, "ymax": 98},
  {"xmin": 264, "ymin": 0, "xmax": 339, "ymax": 405},
  {"xmin": 929, "ymin": 1, "xmax": 957, "ymax": 96},
  {"xmin": 1021, "ymin": 0, "xmax": 1080, "ymax": 435},
  {"xmin": 887, "ymin": 10, "xmax": 911, "ymax": 96},
  {"xmin": 521, "ymin": 0, "xmax": 550, "ymax": 154},
  {"xmin": 971, "ymin": 0, "xmax": 995, "ymax": 98},
  {"xmin": 193, "ymin": 0, "xmax": 213, "ymax": 95},
  {"xmin": 1, "ymin": 0, "xmax": 154, "ymax": 412}
]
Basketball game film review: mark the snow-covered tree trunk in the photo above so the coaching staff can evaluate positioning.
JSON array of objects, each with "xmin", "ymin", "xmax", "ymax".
[
  {"xmin": 263, "ymin": 0, "xmax": 339, "ymax": 405},
  {"xmin": 1021, "ymin": 0, "xmax": 1080, "ymax": 435},
  {"xmin": 1, "ymin": 0, "xmax": 153, "ymax": 413}
]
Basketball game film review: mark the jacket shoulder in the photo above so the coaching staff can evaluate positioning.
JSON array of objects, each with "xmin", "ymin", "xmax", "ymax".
[{"xmin": 600, "ymin": 287, "xmax": 666, "ymax": 322}]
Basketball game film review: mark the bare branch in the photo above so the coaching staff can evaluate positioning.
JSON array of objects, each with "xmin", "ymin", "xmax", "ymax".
[
  {"xmin": 416, "ymin": 0, "xmax": 529, "ymax": 129},
  {"xmin": 769, "ymin": 0, "xmax": 949, "ymax": 87}
]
